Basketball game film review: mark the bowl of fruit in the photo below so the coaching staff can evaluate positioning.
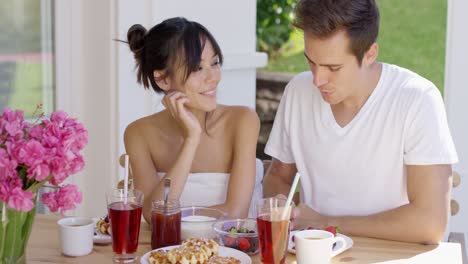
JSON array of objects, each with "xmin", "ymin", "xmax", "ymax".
[{"xmin": 212, "ymin": 218, "xmax": 259, "ymax": 255}]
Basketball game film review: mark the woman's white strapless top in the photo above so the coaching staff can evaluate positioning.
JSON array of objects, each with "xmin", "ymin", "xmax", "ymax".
[{"xmin": 157, "ymin": 159, "xmax": 264, "ymax": 217}]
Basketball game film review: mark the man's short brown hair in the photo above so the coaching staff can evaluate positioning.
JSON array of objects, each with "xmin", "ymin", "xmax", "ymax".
[{"xmin": 294, "ymin": 0, "xmax": 380, "ymax": 64}]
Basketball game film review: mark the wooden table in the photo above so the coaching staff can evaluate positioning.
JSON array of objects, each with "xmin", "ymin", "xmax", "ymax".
[{"xmin": 27, "ymin": 215, "xmax": 463, "ymax": 264}]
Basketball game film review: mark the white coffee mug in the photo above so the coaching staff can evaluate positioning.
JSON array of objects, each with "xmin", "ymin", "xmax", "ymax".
[
  {"xmin": 295, "ymin": 229, "xmax": 347, "ymax": 264},
  {"xmin": 57, "ymin": 217, "xmax": 94, "ymax": 257}
]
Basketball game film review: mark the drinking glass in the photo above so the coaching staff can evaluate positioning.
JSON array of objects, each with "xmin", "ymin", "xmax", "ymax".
[
  {"xmin": 256, "ymin": 197, "xmax": 293, "ymax": 264},
  {"xmin": 151, "ymin": 199, "xmax": 181, "ymax": 249},
  {"xmin": 106, "ymin": 189, "xmax": 144, "ymax": 263}
]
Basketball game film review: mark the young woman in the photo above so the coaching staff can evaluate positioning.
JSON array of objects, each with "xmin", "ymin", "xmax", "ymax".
[{"xmin": 123, "ymin": 17, "xmax": 261, "ymax": 223}]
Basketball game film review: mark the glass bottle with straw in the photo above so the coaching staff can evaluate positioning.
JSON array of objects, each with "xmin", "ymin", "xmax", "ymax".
[
  {"xmin": 106, "ymin": 154, "xmax": 144, "ymax": 263},
  {"xmin": 256, "ymin": 173, "xmax": 300, "ymax": 264}
]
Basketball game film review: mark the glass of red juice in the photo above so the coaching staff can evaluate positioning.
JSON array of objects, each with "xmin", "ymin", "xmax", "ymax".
[
  {"xmin": 106, "ymin": 189, "xmax": 144, "ymax": 263},
  {"xmin": 256, "ymin": 197, "xmax": 294, "ymax": 264},
  {"xmin": 151, "ymin": 199, "xmax": 181, "ymax": 249}
]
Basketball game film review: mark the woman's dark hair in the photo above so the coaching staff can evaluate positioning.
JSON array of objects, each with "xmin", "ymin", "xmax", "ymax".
[
  {"xmin": 293, "ymin": 0, "xmax": 380, "ymax": 65},
  {"xmin": 127, "ymin": 17, "xmax": 223, "ymax": 93}
]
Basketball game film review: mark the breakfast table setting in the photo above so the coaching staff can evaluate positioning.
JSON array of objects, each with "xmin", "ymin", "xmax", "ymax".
[
  {"xmin": 0, "ymin": 103, "xmax": 463, "ymax": 264},
  {"xmin": 23, "ymin": 164, "xmax": 465, "ymax": 264},
  {"xmin": 26, "ymin": 213, "xmax": 463, "ymax": 264}
]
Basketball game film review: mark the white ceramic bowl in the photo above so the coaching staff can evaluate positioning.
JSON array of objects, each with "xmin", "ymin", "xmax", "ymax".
[{"xmin": 180, "ymin": 206, "xmax": 225, "ymax": 240}]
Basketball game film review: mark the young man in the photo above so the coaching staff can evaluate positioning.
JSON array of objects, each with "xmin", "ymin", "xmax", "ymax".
[{"xmin": 263, "ymin": 0, "xmax": 458, "ymax": 244}]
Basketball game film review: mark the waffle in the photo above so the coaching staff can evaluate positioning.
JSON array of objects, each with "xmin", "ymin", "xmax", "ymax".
[
  {"xmin": 206, "ymin": 256, "xmax": 241, "ymax": 264},
  {"xmin": 148, "ymin": 250, "xmax": 171, "ymax": 264},
  {"xmin": 148, "ymin": 239, "xmax": 234, "ymax": 264},
  {"xmin": 96, "ymin": 219, "xmax": 111, "ymax": 235},
  {"xmin": 182, "ymin": 238, "xmax": 219, "ymax": 257},
  {"xmin": 166, "ymin": 246, "xmax": 209, "ymax": 264}
]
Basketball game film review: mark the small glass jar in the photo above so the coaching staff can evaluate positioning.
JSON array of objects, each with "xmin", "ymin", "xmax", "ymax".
[{"xmin": 151, "ymin": 199, "xmax": 181, "ymax": 249}]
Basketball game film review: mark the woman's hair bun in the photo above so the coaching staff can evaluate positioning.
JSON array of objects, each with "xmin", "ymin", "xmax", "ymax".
[{"xmin": 127, "ymin": 24, "xmax": 147, "ymax": 52}]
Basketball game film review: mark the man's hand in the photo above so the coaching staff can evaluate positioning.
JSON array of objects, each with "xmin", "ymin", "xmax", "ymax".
[
  {"xmin": 263, "ymin": 159, "xmax": 297, "ymax": 198},
  {"xmin": 291, "ymin": 203, "xmax": 328, "ymax": 230}
]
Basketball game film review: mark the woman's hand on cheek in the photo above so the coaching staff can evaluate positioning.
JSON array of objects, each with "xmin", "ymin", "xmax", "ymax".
[{"xmin": 162, "ymin": 91, "xmax": 201, "ymax": 140}]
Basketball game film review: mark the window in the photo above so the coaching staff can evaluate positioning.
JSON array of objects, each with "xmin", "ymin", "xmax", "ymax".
[{"xmin": 0, "ymin": 0, "xmax": 54, "ymax": 118}]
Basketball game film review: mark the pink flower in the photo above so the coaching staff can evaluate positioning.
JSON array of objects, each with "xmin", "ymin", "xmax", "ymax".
[
  {"xmin": 0, "ymin": 181, "xmax": 11, "ymax": 202},
  {"xmin": 69, "ymin": 156, "xmax": 85, "ymax": 174},
  {"xmin": 6, "ymin": 187, "xmax": 35, "ymax": 212},
  {"xmin": 28, "ymin": 124, "xmax": 44, "ymax": 140},
  {"xmin": 0, "ymin": 107, "xmax": 28, "ymax": 139},
  {"xmin": 0, "ymin": 174, "xmax": 22, "ymax": 194},
  {"xmin": 42, "ymin": 184, "xmax": 82, "ymax": 214},
  {"xmin": 27, "ymin": 163, "xmax": 50, "ymax": 181},
  {"xmin": 41, "ymin": 122, "xmax": 61, "ymax": 148},
  {"xmin": 0, "ymin": 149, "xmax": 17, "ymax": 175},
  {"xmin": 5, "ymin": 140, "xmax": 27, "ymax": 164},
  {"xmin": 0, "ymin": 108, "xmax": 87, "ymax": 213},
  {"xmin": 41, "ymin": 192, "xmax": 58, "ymax": 212},
  {"xmin": 49, "ymin": 158, "xmax": 69, "ymax": 185},
  {"xmin": 50, "ymin": 111, "xmax": 68, "ymax": 125},
  {"xmin": 20, "ymin": 140, "xmax": 46, "ymax": 167}
]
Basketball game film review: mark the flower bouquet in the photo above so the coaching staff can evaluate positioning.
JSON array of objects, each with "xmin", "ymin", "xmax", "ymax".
[{"xmin": 0, "ymin": 106, "xmax": 88, "ymax": 263}]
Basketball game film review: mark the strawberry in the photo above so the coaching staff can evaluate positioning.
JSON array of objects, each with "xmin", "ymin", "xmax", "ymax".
[
  {"xmin": 104, "ymin": 215, "xmax": 109, "ymax": 223},
  {"xmin": 307, "ymin": 226, "xmax": 315, "ymax": 230},
  {"xmin": 325, "ymin": 226, "xmax": 340, "ymax": 236},
  {"xmin": 238, "ymin": 238, "xmax": 250, "ymax": 251},
  {"xmin": 225, "ymin": 236, "xmax": 236, "ymax": 247}
]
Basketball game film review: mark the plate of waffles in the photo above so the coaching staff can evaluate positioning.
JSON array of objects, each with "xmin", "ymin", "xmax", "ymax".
[
  {"xmin": 92, "ymin": 217, "xmax": 112, "ymax": 245},
  {"xmin": 140, "ymin": 238, "xmax": 251, "ymax": 264}
]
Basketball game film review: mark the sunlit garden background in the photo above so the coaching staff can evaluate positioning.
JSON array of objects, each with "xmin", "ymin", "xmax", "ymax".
[{"xmin": 258, "ymin": 0, "xmax": 447, "ymax": 93}]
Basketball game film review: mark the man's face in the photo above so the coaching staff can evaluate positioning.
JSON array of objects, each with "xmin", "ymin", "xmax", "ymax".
[{"xmin": 303, "ymin": 30, "xmax": 365, "ymax": 105}]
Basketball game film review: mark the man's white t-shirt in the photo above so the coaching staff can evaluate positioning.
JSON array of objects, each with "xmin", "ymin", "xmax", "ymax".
[{"xmin": 265, "ymin": 63, "xmax": 458, "ymax": 216}]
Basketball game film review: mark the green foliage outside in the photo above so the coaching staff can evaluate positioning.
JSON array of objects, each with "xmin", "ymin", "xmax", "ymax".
[
  {"xmin": 0, "ymin": 1, "xmax": 43, "ymax": 53},
  {"xmin": 10, "ymin": 63, "xmax": 43, "ymax": 117},
  {"xmin": 257, "ymin": 0, "xmax": 297, "ymax": 58},
  {"xmin": 261, "ymin": 0, "xmax": 448, "ymax": 92},
  {"xmin": 0, "ymin": 0, "xmax": 52, "ymax": 118}
]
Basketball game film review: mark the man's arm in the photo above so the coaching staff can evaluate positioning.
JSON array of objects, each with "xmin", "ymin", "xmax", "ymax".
[
  {"xmin": 263, "ymin": 158, "xmax": 298, "ymax": 198},
  {"xmin": 318, "ymin": 164, "xmax": 451, "ymax": 244}
]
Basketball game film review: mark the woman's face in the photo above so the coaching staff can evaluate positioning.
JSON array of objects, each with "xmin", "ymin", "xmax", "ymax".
[{"xmin": 170, "ymin": 40, "xmax": 222, "ymax": 112}]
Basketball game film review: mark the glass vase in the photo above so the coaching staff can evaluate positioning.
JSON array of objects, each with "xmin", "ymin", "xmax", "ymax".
[{"xmin": 0, "ymin": 201, "xmax": 37, "ymax": 264}]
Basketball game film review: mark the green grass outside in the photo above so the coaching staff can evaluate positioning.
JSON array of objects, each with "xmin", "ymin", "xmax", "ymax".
[
  {"xmin": 262, "ymin": 0, "xmax": 448, "ymax": 93},
  {"xmin": 6, "ymin": 63, "xmax": 44, "ymax": 118}
]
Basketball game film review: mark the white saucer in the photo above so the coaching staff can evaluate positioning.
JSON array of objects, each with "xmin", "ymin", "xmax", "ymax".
[
  {"xmin": 92, "ymin": 218, "xmax": 112, "ymax": 245},
  {"xmin": 288, "ymin": 230, "xmax": 353, "ymax": 254},
  {"xmin": 140, "ymin": 245, "xmax": 251, "ymax": 264}
]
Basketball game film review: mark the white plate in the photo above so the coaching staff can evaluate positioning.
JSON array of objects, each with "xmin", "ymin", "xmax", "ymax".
[
  {"xmin": 140, "ymin": 245, "xmax": 251, "ymax": 264},
  {"xmin": 288, "ymin": 230, "xmax": 353, "ymax": 254},
  {"xmin": 92, "ymin": 218, "xmax": 112, "ymax": 245}
]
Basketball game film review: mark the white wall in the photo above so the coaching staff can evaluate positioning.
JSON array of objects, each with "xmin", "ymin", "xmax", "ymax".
[
  {"xmin": 444, "ymin": 0, "xmax": 468, "ymax": 253},
  {"xmin": 55, "ymin": 0, "xmax": 120, "ymax": 217},
  {"xmin": 55, "ymin": 0, "xmax": 266, "ymax": 217}
]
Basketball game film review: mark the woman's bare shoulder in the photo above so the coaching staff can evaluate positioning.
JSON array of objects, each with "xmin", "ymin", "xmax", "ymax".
[
  {"xmin": 217, "ymin": 105, "xmax": 260, "ymax": 124},
  {"xmin": 124, "ymin": 112, "xmax": 168, "ymax": 140}
]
